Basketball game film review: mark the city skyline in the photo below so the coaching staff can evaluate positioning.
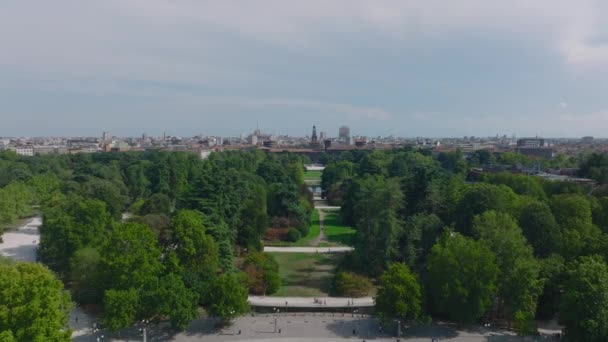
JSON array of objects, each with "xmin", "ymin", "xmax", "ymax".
[{"xmin": 2, "ymin": 1, "xmax": 608, "ymax": 137}]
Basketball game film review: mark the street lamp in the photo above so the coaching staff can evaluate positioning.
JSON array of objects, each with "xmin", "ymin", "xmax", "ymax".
[
  {"xmin": 394, "ymin": 319, "xmax": 401, "ymax": 342},
  {"xmin": 273, "ymin": 308, "xmax": 280, "ymax": 333}
]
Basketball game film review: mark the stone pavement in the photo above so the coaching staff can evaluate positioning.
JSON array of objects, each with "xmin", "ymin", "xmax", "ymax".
[{"xmin": 75, "ymin": 314, "xmax": 548, "ymax": 342}]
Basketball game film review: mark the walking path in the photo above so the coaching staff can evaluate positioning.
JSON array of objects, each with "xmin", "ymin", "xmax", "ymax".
[
  {"xmin": 248, "ymin": 296, "xmax": 374, "ymax": 308},
  {"xmin": 264, "ymin": 246, "xmax": 353, "ymax": 253}
]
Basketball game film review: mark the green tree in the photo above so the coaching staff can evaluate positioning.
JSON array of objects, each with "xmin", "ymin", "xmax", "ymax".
[
  {"xmin": 397, "ymin": 213, "xmax": 444, "ymax": 271},
  {"xmin": 101, "ymin": 222, "xmax": 163, "ymax": 291},
  {"xmin": 139, "ymin": 193, "xmax": 172, "ymax": 215},
  {"xmin": 518, "ymin": 201, "xmax": 561, "ymax": 257},
  {"xmin": 172, "ymin": 210, "xmax": 219, "ymax": 277},
  {"xmin": 103, "ymin": 288, "xmax": 139, "ymax": 332},
  {"xmin": 0, "ymin": 259, "xmax": 73, "ymax": 341},
  {"xmin": 426, "ymin": 233, "xmax": 499, "ymax": 323},
  {"xmin": 473, "ymin": 211, "xmax": 543, "ymax": 319},
  {"xmin": 141, "ymin": 274, "xmax": 198, "ymax": 330},
  {"xmin": 375, "ymin": 263, "xmax": 422, "ymax": 322},
  {"xmin": 454, "ymin": 183, "xmax": 519, "ymax": 236},
  {"xmin": 560, "ymin": 256, "xmax": 608, "ymax": 342},
  {"xmin": 206, "ymin": 273, "xmax": 249, "ymax": 321},
  {"xmin": 352, "ymin": 176, "xmax": 403, "ymax": 276},
  {"xmin": 70, "ymin": 247, "xmax": 103, "ymax": 304}
]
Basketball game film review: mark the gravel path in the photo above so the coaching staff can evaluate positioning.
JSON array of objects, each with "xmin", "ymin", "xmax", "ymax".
[
  {"xmin": 263, "ymin": 246, "xmax": 353, "ymax": 253},
  {"xmin": 248, "ymin": 296, "xmax": 374, "ymax": 308},
  {"xmin": 0, "ymin": 216, "xmax": 41, "ymax": 262}
]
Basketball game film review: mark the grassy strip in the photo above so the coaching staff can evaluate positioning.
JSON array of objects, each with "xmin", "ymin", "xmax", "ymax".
[
  {"xmin": 303, "ymin": 170, "xmax": 323, "ymax": 181},
  {"xmin": 269, "ymin": 252, "xmax": 342, "ymax": 297},
  {"xmin": 323, "ymin": 212, "xmax": 356, "ymax": 246}
]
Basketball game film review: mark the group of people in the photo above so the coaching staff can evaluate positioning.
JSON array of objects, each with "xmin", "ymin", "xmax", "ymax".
[{"xmin": 313, "ymin": 297, "xmax": 327, "ymax": 305}]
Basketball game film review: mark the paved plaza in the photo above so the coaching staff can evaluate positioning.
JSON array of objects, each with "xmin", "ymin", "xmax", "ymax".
[{"xmin": 72, "ymin": 313, "xmax": 552, "ymax": 342}]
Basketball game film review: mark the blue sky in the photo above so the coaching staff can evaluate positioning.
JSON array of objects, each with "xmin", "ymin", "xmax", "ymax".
[{"xmin": 1, "ymin": 0, "xmax": 608, "ymax": 137}]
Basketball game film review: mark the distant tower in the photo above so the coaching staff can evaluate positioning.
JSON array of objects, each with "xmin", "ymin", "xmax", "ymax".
[
  {"xmin": 311, "ymin": 125, "xmax": 318, "ymax": 144},
  {"xmin": 339, "ymin": 126, "xmax": 350, "ymax": 142},
  {"xmin": 102, "ymin": 131, "xmax": 112, "ymax": 141}
]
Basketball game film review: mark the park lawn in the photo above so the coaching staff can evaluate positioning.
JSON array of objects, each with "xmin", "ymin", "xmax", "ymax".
[
  {"xmin": 304, "ymin": 170, "xmax": 323, "ymax": 181},
  {"xmin": 269, "ymin": 252, "xmax": 342, "ymax": 297},
  {"xmin": 323, "ymin": 212, "xmax": 356, "ymax": 246}
]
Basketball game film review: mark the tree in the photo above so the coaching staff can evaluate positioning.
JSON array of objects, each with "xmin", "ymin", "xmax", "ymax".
[
  {"xmin": 141, "ymin": 274, "xmax": 198, "ymax": 330},
  {"xmin": 397, "ymin": 213, "xmax": 444, "ymax": 271},
  {"xmin": 473, "ymin": 211, "xmax": 543, "ymax": 319},
  {"xmin": 0, "ymin": 259, "xmax": 73, "ymax": 341},
  {"xmin": 551, "ymin": 194, "xmax": 601, "ymax": 258},
  {"xmin": 103, "ymin": 288, "xmax": 139, "ymax": 332},
  {"xmin": 139, "ymin": 193, "xmax": 172, "ymax": 215},
  {"xmin": 101, "ymin": 222, "xmax": 163, "ymax": 291},
  {"xmin": 70, "ymin": 247, "xmax": 103, "ymax": 304},
  {"xmin": 518, "ymin": 201, "xmax": 561, "ymax": 258},
  {"xmin": 242, "ymin": 253, "xmax": 281, "ymax": 295},
  {"xmin": 454, "ymin": 183, "xmax": 519, "ymax": 236},
  {"xmin": 352, "ymin": 176, "xmax": 403, "ymax": 276},
  {"xmin": 172, "ymin": 210, "xmax": 218, "ymax": 277},
  {"xmin": 426, "ymin": 233, "xmax": 499, "ymax": 323},
  {"xmin": 375, "ymin": 263, "xmax": 422, "ymax": 322},
  {"xmin": 560, "ymin": 256, "xmax": 608, "ymax": 342},
  {"xmin": 206, "ymin": 273, "xmax": 249, "ymax": 321}
]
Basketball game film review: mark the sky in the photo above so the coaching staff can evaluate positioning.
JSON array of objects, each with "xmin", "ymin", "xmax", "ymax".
[{"xmin": 1, "ymin": 1, "xmax": 608, "ymax": 138}]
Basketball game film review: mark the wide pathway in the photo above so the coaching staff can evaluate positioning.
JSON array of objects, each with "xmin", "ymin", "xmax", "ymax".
[
  {"xmin": 248, "ymin": 296, "xmax": 374, "ymax": 308},
  {"xmin": 0, "ymin": 216, "xmax": 41, "ymax": 261},
  {"xmin": 263, "ymin": 246, "xmax": 353, "ymax": 253}
]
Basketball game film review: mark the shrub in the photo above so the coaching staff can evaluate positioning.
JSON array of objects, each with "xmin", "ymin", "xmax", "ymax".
[
  {"xmin": 335, "ymin": 271, "xmax": 373, "ymax": 297},
  {"xmin": 286, "ymin": 228, "xmax": 301, "ymax": 242}
]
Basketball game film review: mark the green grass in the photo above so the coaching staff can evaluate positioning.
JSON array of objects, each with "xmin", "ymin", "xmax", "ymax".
[
  {"xmin": 304, "ymin": 170, "xmax": 323, "ymax": 181},
  {"xmin": 323, "ymin": 212, "xmax": 356, "ymax": 246},
  {"xmin": 269, "ymin": 252, "xmax": 342, "ymax": 297}
]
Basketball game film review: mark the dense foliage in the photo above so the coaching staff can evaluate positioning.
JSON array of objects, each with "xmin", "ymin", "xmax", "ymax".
[
  {"xmin": 0, "ymin": 257, "xmax": 73, "ymax": 341},
  {"xmin": 321, "ymin": 148, "xmax": 608, "ymax": 339},
  {"xmin": 0, "ymin": 149, "xmax": 311, "ymax": 332}
]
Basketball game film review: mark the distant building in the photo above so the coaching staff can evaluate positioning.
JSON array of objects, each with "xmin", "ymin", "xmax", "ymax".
[
  {"xmin": 15, "ymin": 145, "xmax": 34, "ymax": 157},
  {"xmin": 311, "ymin": 125, "xmax": 318, "ymax": 145},
  {"xmin": 102, "ymin": 131, "xmax": 112, "ymax": 141},
  {"xmin": 319, "ymin": 131, "xmax": 327, "ymax": 140},
  {"xmin": 33, "ymin": 145, "xmax": 68, "ymax": 155},
  {"xmin": 582, "ymin": 136, "xmax": 594, "ymax": 144},
  {"xmin": 339, "ymin": 126, "xmax": 350, "ymax": 142},
  {"xmin": 517, "ymin": 138, "xmax": 546, "ymax": 148},
  {"xmin": 263, "ymin": 140, "xmax": 277, "ymax": 148}
]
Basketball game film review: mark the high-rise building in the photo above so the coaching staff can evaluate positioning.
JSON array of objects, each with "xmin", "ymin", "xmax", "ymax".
[
  {"xmin": 320, "ymin": 131, "xmax": 327, "ymax": 140},
  {"xmin": 339, "ymin": 126, "xmax": 350, "ymax": 141},
  {"xmin": 102, "ymin": 131, "xmax": 112, "ymax": 141}
]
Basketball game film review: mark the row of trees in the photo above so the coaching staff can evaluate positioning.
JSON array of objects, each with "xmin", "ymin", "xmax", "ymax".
[{"xmin": 323, "ymin": 148, "xmax": 608, "ymax": 340}]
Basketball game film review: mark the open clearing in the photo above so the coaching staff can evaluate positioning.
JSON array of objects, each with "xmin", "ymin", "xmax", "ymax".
[
  {"xmin": 269, "ymin": 252, "xmax": 343, "ymax": 297},
  {"xmin": 323, "ymin": 212, "xmax": 356, "ymax": 246},
  {"xmin": 304, "ymin": 170, "xmax": 323, "ymax": 181}
]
